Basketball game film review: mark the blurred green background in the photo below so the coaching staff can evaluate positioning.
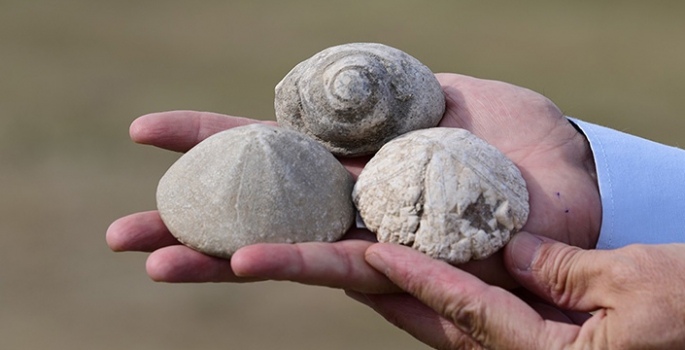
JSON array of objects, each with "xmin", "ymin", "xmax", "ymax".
[{"xmin": 1, "ymin": 1, "xmax": 683, "ymax": 349}]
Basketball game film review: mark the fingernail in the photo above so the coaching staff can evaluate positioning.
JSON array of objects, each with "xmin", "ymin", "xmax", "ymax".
[{"xmin": 510, "ymin": 232, "xmax": 543, "ymax": 272}]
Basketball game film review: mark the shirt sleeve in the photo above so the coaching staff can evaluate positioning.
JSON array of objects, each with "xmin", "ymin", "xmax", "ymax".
[{"xmin": 569, "ymin": 118, "xmax": 685, "ymax": 249}]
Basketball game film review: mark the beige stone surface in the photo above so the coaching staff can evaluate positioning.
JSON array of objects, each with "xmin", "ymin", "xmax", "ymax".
[
  {"xmin": 353, "ymin": 128, "xmax": 529, "ymax": 264},
  {"xmin": 157, "ymin": 124, "xmax": 355, "ymax": 258},
  {"xmin": 275, "ymin": 42, "xmax": 445, "ymax": 156}
]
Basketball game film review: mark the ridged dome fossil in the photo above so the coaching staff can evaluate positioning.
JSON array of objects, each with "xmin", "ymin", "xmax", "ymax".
[
  {"xmin": 275, "ymin": 42, "xmax": 445, "ymax": 157},
  {"xmin": 353, "ymin": 127, "xmax": 529, "ymax": 264},
  {"xmin": 156, "ymin": 124, "xmax": 355, "ymax": 258}
]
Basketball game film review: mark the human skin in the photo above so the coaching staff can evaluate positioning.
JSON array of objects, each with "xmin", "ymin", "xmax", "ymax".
[
  {"xmin": 106, "ymin": 73, "xmax": 601, "ymax": 291},
  {"xmin": 358, "ymin": 232, "xmax": 685, "ymax": 349}
]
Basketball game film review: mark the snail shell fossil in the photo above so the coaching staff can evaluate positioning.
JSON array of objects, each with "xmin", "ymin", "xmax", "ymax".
[
  {"xmin": 353, "ymin": 128, "xmax": 529, "ymax": 264},
  {"xmin": 156, "ymin": 124, "xmax": 355, "ymax": 258},
  {"xmin": 275, "ymin": 42, "xmax": 445, "ymax": 157}
]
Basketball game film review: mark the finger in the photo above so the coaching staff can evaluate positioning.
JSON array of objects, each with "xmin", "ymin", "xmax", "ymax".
[
  {"xmin": 232, "ymin": 237, "xmax": 398, "ymax": 294},
  {"xmin": 346, "ymin": 292, "xmax": 589, "ymax": 350},
  {"xmin": 366, "ymin": 243, "xmax": 580, "ymax": 349},
  {"xmin": 512, "ymin": 288, "xmax": 592, "ymax": 326},
  {"xmin": 346, "ymin": 291, "xmax": 482, "ymax": 350},
  {"xmin": 106, "ymin": 211, "xmax": 180, "ymax": 252},
  {"xmin": 130, "ymin": 110, "xmax": 276, "ymax": 152},
  {"xmin": 146, "ymin": 245, "xmax": 261, "ymax": 283},
  {"xmin": 131, "ymin": 110, "xmax": 370, "ymax": 179},
  {"xmin": 504, "ymin": 232, "xmax": 607, "ymax": 311}
]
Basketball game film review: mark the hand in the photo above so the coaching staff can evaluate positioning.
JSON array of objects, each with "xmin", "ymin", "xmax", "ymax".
[
  {"xmin": 359, "ymin": 233, "xmax": 685, "ymax": 349},
  {"xmin": 107, "ymin": 73, "xmax": 601, "ymax": 289},
  {"xmin": 106, "ymin": 111, "xmax": 394, "ymax": 292}
]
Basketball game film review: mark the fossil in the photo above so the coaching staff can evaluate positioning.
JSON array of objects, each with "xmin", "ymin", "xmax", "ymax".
[
  {"xmin": 353, "ymin": 127, "xmax": 529, "ymax": 264},
  {"xmin": 156, "ymin": 124, "xmax": 355, "ymax": 258},
  {"xmin": 275, "ymin": 42, "xmax": 445, "ymax": 157}
]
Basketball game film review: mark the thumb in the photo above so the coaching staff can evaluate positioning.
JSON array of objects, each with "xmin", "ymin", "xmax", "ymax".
[{"xmin": 504, "ymin": 231, "xmax": 607, "ymax": 312}]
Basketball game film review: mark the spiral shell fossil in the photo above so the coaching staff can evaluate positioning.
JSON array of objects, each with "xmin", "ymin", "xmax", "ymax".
[
  {"xmin": 156, "ymin": 124, "xmax": 355, "ymax": 258},
  {"xmin": 275, "ymin": 43, "xmax": 445, "ymax": 157},
  {"xmin": 353, "ymin": 127, "xmax": 529, "ymax": 264}
]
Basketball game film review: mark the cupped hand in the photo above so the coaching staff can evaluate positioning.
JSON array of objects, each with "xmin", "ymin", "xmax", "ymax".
[
  {"xmin": 357, "ymin": 233, "xmax": 685, "ymax": 349},
  {"xmin": 107, "ymin": 73, "xmax": 601, "ymax": 290},
  {"xmin": 106, "ymin": 110, "xmax": 393, "ymax": 291}
]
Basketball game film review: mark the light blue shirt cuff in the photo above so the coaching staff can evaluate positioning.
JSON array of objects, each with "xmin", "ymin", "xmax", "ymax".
[{"xmin": 570, "ymin": 118, "xmax": 685, "ymax": 249}]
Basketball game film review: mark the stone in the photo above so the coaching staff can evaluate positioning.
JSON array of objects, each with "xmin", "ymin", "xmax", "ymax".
[
  {"xmin": 353, "ymin": 128, "xmax": 529, "ymax": 264},
  {"xmin": 275, "ymin": 42, "xmax": 445, "ymax": 157},
  {"xmin": 156, "ymin": 124, "xmax": 355, "ymax": 258}
]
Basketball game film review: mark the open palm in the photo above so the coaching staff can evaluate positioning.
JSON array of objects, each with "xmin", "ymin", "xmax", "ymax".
[{"xmin": 107, "ymin": 73, "xmax": 601, "ymax": 290}]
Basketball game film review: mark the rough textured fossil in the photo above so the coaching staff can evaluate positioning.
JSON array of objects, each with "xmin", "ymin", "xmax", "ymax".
[
  {"xmin": 275, "ymin": 42, "xmax": 445, "ymax": 157},
  {"xmin": 353, "ymin": 128, "xmax": 529, "ymax": 264},
  {"xmin": 156, "ymin": 124, "xmax": 355, "ymax": 258}
]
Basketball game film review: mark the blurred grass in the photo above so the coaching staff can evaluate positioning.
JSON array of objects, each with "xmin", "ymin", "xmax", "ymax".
[{"xmin": 1, "ymin": 1, "xmax": 684, "ymax": 349}]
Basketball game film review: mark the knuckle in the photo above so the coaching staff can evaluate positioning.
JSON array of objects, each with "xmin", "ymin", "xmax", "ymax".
[
  {"xmin": 537, "ymin": 244, "xmax": 662, "ymax": 306},
  {"xmin": 443, "ymin": 289, "xmax": 490, "ymax": 345},
  {"xmin": 536, "ymin": 244, "xmax": 589, "ymax": 308}
]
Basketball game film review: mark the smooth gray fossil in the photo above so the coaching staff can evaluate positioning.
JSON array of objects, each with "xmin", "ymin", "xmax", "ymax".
[
  {"xmin": 275, "ymin": 42, "xmax": 445, "ymax": 157},
  {"xmin": 353, "ymin": 127, "xmax": 529, "ymax": 264},
  {"xmin": 156, "ymin": 124, "xmax": 355, "ymax": 258}
]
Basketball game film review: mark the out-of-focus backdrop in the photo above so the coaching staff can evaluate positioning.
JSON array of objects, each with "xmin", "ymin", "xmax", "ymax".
[{"xmin": 1, "ymin": 1, "xmax": 684, "ymax": 349}]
